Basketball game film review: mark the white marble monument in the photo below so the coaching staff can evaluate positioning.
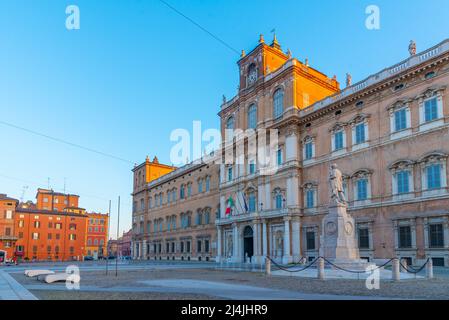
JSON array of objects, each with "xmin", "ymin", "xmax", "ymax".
[{"xmin": 319, "ymin": 164, "xmax": 374, "ymax": 270}]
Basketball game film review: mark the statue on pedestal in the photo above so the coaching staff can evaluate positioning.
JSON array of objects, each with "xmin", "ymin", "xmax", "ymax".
[
  {"xmin": 329, "ymin": 164, "xmax": 346, "ymax": 205},
  {"xmin": 319, "ymin": 164, "xmax": 375, "ymax": 270}
]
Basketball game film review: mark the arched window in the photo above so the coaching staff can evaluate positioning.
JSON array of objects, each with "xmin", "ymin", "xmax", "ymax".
[
  {"xmin": 226, "ymin": 116, "xmax": 235, "ymax": 130},
  {"xmin": 247, "ymin": 190, "xmax": 256, "ymax": 213},
  {"xmin": 180, "ymin": 185, "xmax": 185, "ymax": 199},
  {"xmin": 273, "ymin": 89, "xmax": 284, "ymax": 119},
  {"xmin": 248, "ymin": 104, "xmax": 257, "ymax": 129},
  {"xmin": 274, "ymin": 188, "xmax": 283, "ymax": 209}
]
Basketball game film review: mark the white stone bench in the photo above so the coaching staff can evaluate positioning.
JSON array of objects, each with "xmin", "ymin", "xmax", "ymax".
[
  {"xmin": 44, "ymin": 273, "xmax": 71, "ymax": 284},
  {"xmin": 24, "ymin": 270, "xmax": 55, "ymax": 278}
]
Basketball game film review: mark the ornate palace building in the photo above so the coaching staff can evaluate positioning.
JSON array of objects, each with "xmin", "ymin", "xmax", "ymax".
[
  {"xmin": 133, "ymin": 36, "xmax": 449, "ymax": 267},
  {"xmin": 132, "ymin": 157, "xmax": 219, "ymax": 261}
]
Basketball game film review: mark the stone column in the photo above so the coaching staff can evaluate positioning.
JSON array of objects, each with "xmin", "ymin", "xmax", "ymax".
[
  {"xmin": 262, "ymin": 220, "xmax": 268, "ymax": 257},
  {"xmin": 232, "ymin": 223, "xmax": 239, "ymax": 263},
  {"xmin": 285, "ymin": 130, "xmax": 298, "ymax": 162},
  {"xmin": 142, "ymin": 240, "xmax": 147, "ymax": 259},
  {"xmin": 219, "ymin": 164, "xmax": 225, "ymax": 184},
  {"xmin": 264, "ymin": 182, "xmax": 271, "ymax": 210},
  {"xmin": 220, "ymin": 196, "xmax": 226, "ymax": 219},
  {"xmin": 258, "ymin": 183, "xmax": 265, "ymax": 211},
  {"xmin": 291, "ymin": 217, "xmax": 301, "ymax": 262},
  {"xmin": 216, "ymin": 226, "xmax": 222, "ymax": 262},
  {"xmin": 286, "ymin": 174, "xmax": 299, "ymax": 207},
  {"xmin": 411, "ymin": 221, "xmax": 417, "ymax": 249},
  {"xmin": 130, "ymin": 241, "xmax": 134, "ymax": 259},
  {"xmin": 444, "ymin": 220, "xmax": 449, "ymax": 249},
  {"xmin": 252, "ymin": 221, "xmax": 262, "ymax": 264},
  {"xmin": 423, "ymin": 218, "xmax": 429, "ymax": 249},
  {"xmin": 282, "ymin": 217, "xmax": 292, "ymax": 264}
]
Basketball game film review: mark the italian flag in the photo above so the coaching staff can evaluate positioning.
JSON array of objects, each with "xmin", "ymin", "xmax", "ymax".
[{"xmin": 225, "ymin": 196, "xmax": 235, "ymax": 216}]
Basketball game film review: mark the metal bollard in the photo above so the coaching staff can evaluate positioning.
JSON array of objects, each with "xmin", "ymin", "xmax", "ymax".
[
  {"xmin": 426, "ymin": 258, "xmax": 434, "ymax": 279},
  {"xmin": 265, "ymin": 257, "xmax": 271, "ymax": 276},
  {"xmin": 392, "ymin": 258, "xmax": 400, "ymax": 281},
  {"xmin": 317, "ymin": 257, "xmax": 325, "ymax": 280}
]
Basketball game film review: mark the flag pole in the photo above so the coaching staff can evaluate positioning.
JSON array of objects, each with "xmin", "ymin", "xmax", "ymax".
[
  {"xmin": 115, "ymin": 196, "xmax": 120, "ymax": 277},
  {"xmin": 106, "ymin": 200, "xmax": 111, "ymax": 275}
]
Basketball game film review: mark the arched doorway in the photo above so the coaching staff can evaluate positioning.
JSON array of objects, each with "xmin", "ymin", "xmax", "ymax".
[{"xmin": 243, "ymin": 226, "xmax": 254, "ymax": 261}]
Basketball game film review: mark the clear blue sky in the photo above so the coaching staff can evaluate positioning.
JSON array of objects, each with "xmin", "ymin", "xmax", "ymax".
[{"xmin": 1, "ymin": 0, "xmax": 448, "ymax": 238}]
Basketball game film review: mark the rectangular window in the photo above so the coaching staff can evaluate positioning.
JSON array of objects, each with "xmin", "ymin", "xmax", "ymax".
[
  {"xmin": 186, "ymin": 241, "xmax": 191, "ymax": 253},
  {"xmin": 358, "ymin": 228, "xmax": 370, "ymax": 249},
  {"xmin": 305, "ymin": 142, "xmax": 313, "ymax": 160},
  {"xmin": 334, "ymin": 131, "xmax": 344, "ymax": 150},
  {"xmin": 5, "ymin": 227, "xmax": 11, "ymax": 236},
  {"xmin": 32, "ymin": 232, "xmax": 39, "ymax": 240},
  {"xmin": 397, "ymin": 171, "xmax": 410, "ymax": 194},
  {"xmin": 5, "ymin": 210, "xmax": 12, "ymax": 219},
  {"xmin": 306, "ymin": 231, "xmax": 315, "ymax": 250},
  {"xmin": 248, "ymin": 194, "xmax": 256, "ymax": 213},
  {"xmin": 355, "ymin": 123, "xmax": 366, "ymax": 144},
  {"xmin": 277, "ymin": 149, "xmax": 283, "ymax": 166},
  {"xmin": 198, "ymin": 181, "xmax": 203, "ymax": 193},
  {"xmin": 249, "ymin": 160, "xmax": 256, "ymax": 174},
  {"xmin": 306, "ymin": 190, "xmax": 314, "ymax": 208},
  {"xmin": 197, "ymin": 240, "xmax": 202, "ymax": 253},
  {"xmin": 357, "ymin": 179, "xmax": 368, "ymax": 200},
  {"xmin": 227, "ymin": 167, "xmax": 233, "ymax": 181},
  {"xmin": 18, "ymin": 220, "xmax": 24, "ymax": 228},
  {"xmin": 424, "ymin": 98, "xmax": 438, "ymax": 122},
  {"xmin": 429, "ymin": 224, "xmax": 444, "ymax": 248},
  {"xmin": 427, "ymin": 164, "xmax": 441, "ymax": 190},
  {"xmin": 180, "ymin": 241, "xmax": 184, "ymax": 253},
  {"xmin": 205, "ymin": 240, "xmax": 210, "ymax": 253},
  {"xmin": 395, "ymin": 109, "xmax": 407, "ymax": 131},
  {"xmin": 187, "ymin": 184, "xmax": 192, "ymax": 197},
  {"xmin": 206, "ymin": 177, "xmax": 210, "ymax": 192},
  {"xmin": 398, "ymin": 226, "xmax": 412, "ymax": 248},
  {"xmin": 166, "ymin": 242, "xmax": 170, "ymax": 253},
  {"xmin": 69, "ymin": 234, "xmax": 76, "ymax": 241}
]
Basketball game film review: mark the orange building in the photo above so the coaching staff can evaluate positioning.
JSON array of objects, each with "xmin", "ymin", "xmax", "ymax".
[
  {"xmin": 0, "ymin": 194, "xmax": 19, "ymax": 262},
  {"xmin": 35, "ymin": 188, "xmax": 80, "ymax": 212},
  {"xmin": 85, "ymin": 212, "xmax": 109, "ymax": 259},
  {"xmin": 14, "ymin": 207, "xmax": 88, "ymax": 261},
  {"xmin": 0, "ymin": 188, "xmax": 109, "ymax": 262}
]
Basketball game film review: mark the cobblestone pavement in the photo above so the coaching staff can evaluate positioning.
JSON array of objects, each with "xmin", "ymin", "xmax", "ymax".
[{"xmin": 9, "ymin": 265, "xmax": 449, "ymax": 300}]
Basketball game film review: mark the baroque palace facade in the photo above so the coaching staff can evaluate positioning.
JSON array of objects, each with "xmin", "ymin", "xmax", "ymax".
[{"xmin": 132, "ymin": 35, "xmax": 449, "ymax": 267}]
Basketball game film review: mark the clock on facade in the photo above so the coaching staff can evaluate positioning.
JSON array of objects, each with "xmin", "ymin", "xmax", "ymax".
[{"xmin": 247, "ymin": 64, "xmax": 257, "ymax": 86}]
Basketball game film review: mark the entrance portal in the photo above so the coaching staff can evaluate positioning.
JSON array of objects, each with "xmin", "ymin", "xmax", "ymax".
[
  {"xmin": 0, "ymin": 250, "xmax": 5, "ymax": 263},
  {"xmin": 243, "ymin": 226, "xmax": 254, "ymax": 262}
]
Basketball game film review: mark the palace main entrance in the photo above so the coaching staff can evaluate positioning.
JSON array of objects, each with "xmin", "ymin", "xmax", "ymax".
[{"xmin": 243, "ymin": 226, "xmax": 254, "ymax": 261}]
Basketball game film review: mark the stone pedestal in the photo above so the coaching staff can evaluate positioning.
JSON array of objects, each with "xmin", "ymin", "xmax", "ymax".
[{"xmin": 319, "ymin": 203, "xmax": 374, "ymax": 271}]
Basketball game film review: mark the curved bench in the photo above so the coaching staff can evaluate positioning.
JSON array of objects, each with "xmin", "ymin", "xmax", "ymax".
[
  {"xmin": 25, "ymin": 270, "xmax": 55, "ymax": 278},
  {"xmin": 44, "ymin": 273, "xmax": 72, "ymax": 284}
]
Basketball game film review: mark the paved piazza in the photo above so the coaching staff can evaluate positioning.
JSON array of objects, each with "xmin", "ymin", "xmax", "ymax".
[{"xmin": 2, "ymin": 261, "xmax": 449, "ymax": 300}]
